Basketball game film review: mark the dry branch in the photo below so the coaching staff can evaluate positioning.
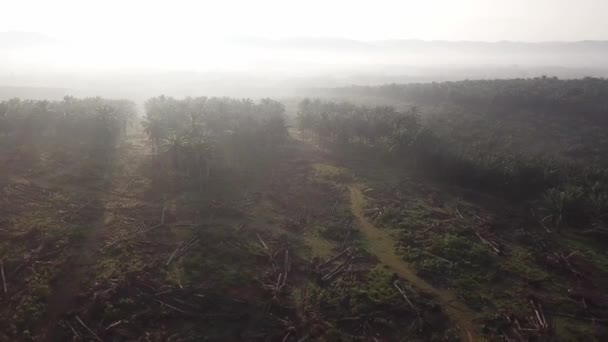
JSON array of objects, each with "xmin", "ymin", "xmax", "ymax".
[
  {"xmin": 455, "ymin": 208, "xmax": 464, "ymax": 220},
  {"xmin": 529, "ymin": 299, "xmax": 548, "ymax": 330},
  {"xmin": 474, "ymin": 231, "xmax": 501, "ymax": 254},
  {"xmin": 393, "ymin": 280, "xmax": 417, "ymax": 312},
  {"xmin": 75, "ymin": 315, "xmax": 102, "ymax": 342},
  {"xmin": 321, "ymin": 256, "xmax": 353, "ymax": 281},
  {"xmin": 316, "ymin": 248, "xmax": 351, "ymax": 270},
  {"xmin": 155, "ymin": 299, "xmax": 194, "ymax": 315},
  {"xmin": 105, "ymin": 320, "xmax": 124, "ymax": 330},
  {"xmin": 425, "ymin": 252, "xmax": 454, "ymax": 266},
  {"xmin": 1, "ymin": 259, "xmax": 6, "ymax": 294},
  {"xmin": 340, "ymin": 229, "xmax": 351, "ymax": 250},
  {"xmin": 329, "ymin": 201, "xmax": 338, "ymax": 215},
  {"xmin": 282, "ymin": 249, "xmax": 290, "ymax": 287},
  {"xmin": 256, "ymin": 233, "xmax": 268, "ymax": 251},
  {"xmin": 65, "ymin": 320, "xmax": 80, "ymax": 338},
  {"xmin": 166, "ymin": 235, "xmax": 199, "ymax": 266}
]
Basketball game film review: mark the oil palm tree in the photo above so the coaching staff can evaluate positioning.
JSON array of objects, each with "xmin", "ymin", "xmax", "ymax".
[
  {"xmin": 142, "ymin": 114, "xmax": 164, "ymax": 153},
  {"xmin": 161, "ymin": 131, "xmax": 188, "ymax": 169}
]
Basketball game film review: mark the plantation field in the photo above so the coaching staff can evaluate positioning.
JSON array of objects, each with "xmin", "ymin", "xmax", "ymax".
[{"xmin": 1, "ymin": 87, "xmax": 607, "ymax": 341}]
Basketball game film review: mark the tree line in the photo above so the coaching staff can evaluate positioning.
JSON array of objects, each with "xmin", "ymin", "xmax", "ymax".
[
  {"xmin": 297, "ymin": 98, "xmax": 608, "ymax": 233},
  {"xmin": 325, "ymin": 77, "xmax": 608, "ymax": 118},
  {"xmin": 1, "ymin": 95, "xmax": 289, "ymax": 192},
  {"xmin": 142, "ymin": 96, "xmax": 288, "ymax": 191},
  {"xmin": 0, "ymin": 96, "xmax": 135, "ymax": 165}
]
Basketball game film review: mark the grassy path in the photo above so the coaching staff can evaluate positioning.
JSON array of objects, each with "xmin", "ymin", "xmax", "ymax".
[{"xmin": 348, "ymin": 183, "xmax": 479, "ymax": 342}]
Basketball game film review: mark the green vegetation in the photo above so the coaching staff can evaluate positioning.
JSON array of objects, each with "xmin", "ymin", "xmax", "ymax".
[
  {"xmin": 296, "ymin": 90, "xmax": 608, "ymax": 232},
  {"xmin": 296, "ymin": 78, "xmax": 608, "ymax": 340},
  {"xmin": 2, "ymin": 77, "xmax": 608, "ymax": 341}
]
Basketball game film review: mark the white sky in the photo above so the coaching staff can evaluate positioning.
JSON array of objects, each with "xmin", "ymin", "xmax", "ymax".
[
  {"xmin": 2, "ymin": 0, "xmax": 607, "ymax": 42},
  {"xmin": 1, "ymin": 0, "xmax": 607, "ymax": 72}
]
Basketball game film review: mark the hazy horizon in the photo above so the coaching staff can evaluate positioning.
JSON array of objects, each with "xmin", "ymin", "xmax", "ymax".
[{"xmin": 2, "ymin": 0, "xmax": 608, "ymax": 99}]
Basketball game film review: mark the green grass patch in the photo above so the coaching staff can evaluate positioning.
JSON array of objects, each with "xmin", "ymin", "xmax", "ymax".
[
  {"xmin": 312, "ymin": 163, "xmax": 353, "ymax": 183},
  {"xmin": 503, "ymin": 246, "xmax": 550, "ymax": 282}
]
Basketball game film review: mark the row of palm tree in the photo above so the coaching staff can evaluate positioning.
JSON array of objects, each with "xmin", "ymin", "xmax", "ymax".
[
  {"xmin": 141, "ymin": 96, "xmax": 288, "ymax": 190},
  {"xmin": 0, "ymin": 96, "xmax": 136, "ymax": 164},
  {"xmin": 327, "ymin": 77, "xmax": 608, "ymax": 114},
  {"xmin": 297, "ymin": 98, "xmax": 608, "ymax": 231},
  {"xmin": 297, "ymin": 98, "xmax": 426, "ymax": 149}
]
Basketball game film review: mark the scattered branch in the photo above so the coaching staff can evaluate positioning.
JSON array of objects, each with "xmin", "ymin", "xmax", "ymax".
[
  {"xmin": 256, "ymin": 233, "xmax": 268, "ymax": 251},
  {"xmin": 105, "ymin": 320, "xmax": 125, "ymax": 330},
  {"xmin": 1, "ymin": 259, "xmax": 6, "ymax": 294},
  {"xmin": 316, "ymin": 248, "xmax": 350, "ymax": 270},
  {"xmin": 166, "ymin": 235, "xmax": 199, "ymax": 266},
  {"xmin": 393, "ymin": 280, "xmax": 417, "ymax": 312},
  {"xmin": 65, "ymin": 320, "xmax": 80, "ymax": 338},
  {"xmin": 474, "ymin": 231, "xmax": 501, "ymax": 254},
  {"xmin": 321, "ymin": 255, "xmax": 353, "ymax": 282},
  {"xmin": 529, "ymin": 299, "xmax": 548, "ymax": 331},
  {"xmin": 75, "ymin": 315, "xmax": 102, "ymax": 342},
  {"xmin": 455, "ymin": 208, "xmax": 464, "ymax": 220}
]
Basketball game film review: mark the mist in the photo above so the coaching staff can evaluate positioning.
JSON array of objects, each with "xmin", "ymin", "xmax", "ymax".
[
  {"xmin": 3, "ymin": 1, "xmax": 608, "ymax": 341},
  {"xmin": 3, "ymin": 0, "xmax": 608, "ymax": 99},
  {"xmin": 4, "ymin": 32, "xmax": 608, "ymax": 100}
]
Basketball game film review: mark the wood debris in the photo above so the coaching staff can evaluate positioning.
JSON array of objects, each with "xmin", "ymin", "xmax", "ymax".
[
  {"xmin": 75, "ymin": 315, "xmax": 103, "ymax": 342},
  {"xmin": 166, "ymin": 235, "xmax": 199, "ymax": 266},
  {"xmin": 474, "ymin": 231, "xmax": 501, "ymax": 254},
  {"xmin": 393, "ymin": 280, "xmax": 417, "ymax": 312},
  {"xmin": 1, "ymin": 259, "xmax": 6, "ymax": 294}
]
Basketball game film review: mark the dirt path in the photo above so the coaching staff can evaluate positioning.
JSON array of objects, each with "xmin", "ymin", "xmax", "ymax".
[{"xmin": 348, "ymin": 183, "xmax": 478, "ymax": 342}]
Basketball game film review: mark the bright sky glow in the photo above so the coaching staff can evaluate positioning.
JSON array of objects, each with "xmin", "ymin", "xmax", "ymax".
[
  {"xmin": 2, "ymin": 0, "xmax": 607, "ymax": 42},
  {"xmin": 1, "ymin": 0, "xmax": 607, "ymax": 72}
]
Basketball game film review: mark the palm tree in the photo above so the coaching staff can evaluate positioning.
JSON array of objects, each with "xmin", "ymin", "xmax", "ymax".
[
  {"xmin": 186, "ymin": 132, "xmax": 215, "ymax": 193},
  {"xmin": 161, "ymin": 131, "xmax": 188, "ymax": 169},
  {"xmin": 142, "ymin": 114, "xmax": 164, "ymax": 153}
]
